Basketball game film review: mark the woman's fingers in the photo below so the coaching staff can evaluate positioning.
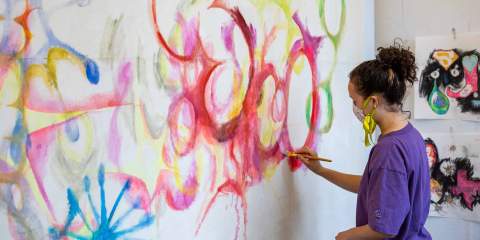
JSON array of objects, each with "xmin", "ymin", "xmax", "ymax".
[
  {"xmin": 297, "ymin": 155, "xmax": 309, "ymax": 163},
  {"xmin": 298, "ymin": 155, "xmax": 321, "ymax": 169},
  {"xmin": 295, "ymin": 155, "xmax": 312, "ymax": 166},
  {"xmin": 296, "ymin": 146, "xmax": 317, "ymax": 157}
]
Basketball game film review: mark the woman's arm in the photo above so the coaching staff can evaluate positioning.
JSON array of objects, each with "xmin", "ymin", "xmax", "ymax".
[
  {"xmin": 294, "ymin": 147, "xmax": 362, "ymax": 194},
  {"xmin": 336, "ymin": 225, "xmax": 394, "ymax": 240},
  {"xmin": 315, "ymin": 166, "xmax": 362, "ymax": 194}
]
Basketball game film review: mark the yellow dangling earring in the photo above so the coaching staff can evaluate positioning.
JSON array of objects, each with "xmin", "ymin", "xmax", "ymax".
[{"xmin": 362, "ymin": 97, "xmax": 377, "ymax": 147}]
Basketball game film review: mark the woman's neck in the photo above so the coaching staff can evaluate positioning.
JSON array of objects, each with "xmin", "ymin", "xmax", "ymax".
[{"xmin": 376, "ymin": 111, "xmax": 409, "ymax": 135}]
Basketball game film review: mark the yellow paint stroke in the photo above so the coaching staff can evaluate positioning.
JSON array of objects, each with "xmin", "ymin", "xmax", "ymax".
[
  {"xmin": 1, "ymin": 61, "xmax": 22, "ymax": 107},
  {"xmin": 24, "ymin": 109, "xmax": 84, "ymax": 132},
  {"xmin": 46, "ymin": 48, "xmax": 86, "ymax": 88},
  {"xmin": 263, "ymin": 163, "xmax": 278, "ymax": 181},
  {"xmin": 251, "ymin": 0, "xmax": 301, "ymax": 64},
  {"xmin": 227, "ymin": 67, "xmax": 247, "ymax": 120}
]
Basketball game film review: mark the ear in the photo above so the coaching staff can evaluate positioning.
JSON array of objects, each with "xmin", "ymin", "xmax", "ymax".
[{"xmin": 370, "ymin": 95, "xmax": 380, "ymax": 109}]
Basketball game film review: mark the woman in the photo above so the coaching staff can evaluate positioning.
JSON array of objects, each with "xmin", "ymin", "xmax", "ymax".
[{"xmin": 292, "ymin": 44, "xmax": 431, "ymax": 240}]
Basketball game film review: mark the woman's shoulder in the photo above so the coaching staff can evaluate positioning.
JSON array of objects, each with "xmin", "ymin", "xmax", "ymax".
[
  {"xmin": 369, "ymin": 137, "xmax": 408, "ymax": 174},
  {"xmin": 377, "ymin": 123, "xmax": 424, "ymax": 150}
]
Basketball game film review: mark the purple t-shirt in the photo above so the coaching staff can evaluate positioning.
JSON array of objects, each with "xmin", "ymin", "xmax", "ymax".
[{"xmin": 356, "ymin": 123, "xmax": 431, "ymax": 239}]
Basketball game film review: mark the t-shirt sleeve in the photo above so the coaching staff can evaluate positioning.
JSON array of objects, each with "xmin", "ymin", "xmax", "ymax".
[{"xmin": 367, "ymin": 167, "xmax": 410, "ymax": 236}]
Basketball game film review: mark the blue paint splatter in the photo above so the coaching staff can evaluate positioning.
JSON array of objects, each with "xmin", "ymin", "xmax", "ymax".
[
  {"xmin": 65, "ymin": 120, "xmax": 80, "ymax": 142},
  {"xmin": 49, "ymin": 164, "xmax": 154, "ymax": 239},
  {"xmin": 84, "ymin": 59, "xmax": 100, "ymax": 85},
  {"xmin": 9, "ymin": 142, "xmax": 22, "ymax": 165},
  {"xmin": 9, "ymin": 113, "xmax": 28, "ymax": 165}
]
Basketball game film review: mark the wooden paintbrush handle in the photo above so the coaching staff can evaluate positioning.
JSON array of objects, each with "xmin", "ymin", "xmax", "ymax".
[{"xmin": 287, "ymin": 152, "xmax": 332, "ymax": 162}]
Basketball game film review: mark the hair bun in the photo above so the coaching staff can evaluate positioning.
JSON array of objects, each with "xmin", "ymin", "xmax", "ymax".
[{"xmin": 376, "ymin": 42, "xmax": 417, "ymax": 86}]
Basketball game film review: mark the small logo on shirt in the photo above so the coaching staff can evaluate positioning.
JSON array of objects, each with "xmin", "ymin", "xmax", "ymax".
[{"xmin": 374, "ymin": 209, "xmax": 382, "ymax": 219}]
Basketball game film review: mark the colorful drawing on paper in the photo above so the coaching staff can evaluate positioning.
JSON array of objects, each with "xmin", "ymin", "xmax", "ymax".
[
  {"xmin": 0, "ymin": 0, "xmax": 348, "ymax": 239},
  {"xmin": 425, "ymin": 135, "xmax": 480, "ymax": 222},
  {"xmin": 414, "ymin": 35, "xmax": 480, "ymax": 120},
  {"xmin": 419, "ymin": 49, "xmax": 480, "ymax": 115}
]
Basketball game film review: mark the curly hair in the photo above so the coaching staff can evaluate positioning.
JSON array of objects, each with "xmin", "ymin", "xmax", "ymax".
[{"xmin": 349, "ymin": 42, "xmax": 417, "ymax": 109}]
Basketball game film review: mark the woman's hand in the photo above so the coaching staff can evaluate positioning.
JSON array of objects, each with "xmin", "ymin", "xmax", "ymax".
[
  {"xmin": 335, "ymin": 229, "xmax": 354, "ymax": 240},
  {"xmin": 294, "ymin": 146, "xmax": 324, "ymax": 173},
  {"xmin": 335, "ymin": 226, "xmax": 392, "ymax": 240}
]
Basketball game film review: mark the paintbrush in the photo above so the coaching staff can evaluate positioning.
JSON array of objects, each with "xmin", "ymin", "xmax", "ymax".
[{"xmin": 283, "ymin": 151, "xmax": 333, "ymax": 163}]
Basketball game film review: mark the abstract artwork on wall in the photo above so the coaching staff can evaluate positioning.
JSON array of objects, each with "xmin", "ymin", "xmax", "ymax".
[
  {"xmin": 425, "ymin": 134, "xmax": 480, "ymax": 222},
  {"xmin": 414, "ymin": 34, "xmax": 480, "ymax": 121}
]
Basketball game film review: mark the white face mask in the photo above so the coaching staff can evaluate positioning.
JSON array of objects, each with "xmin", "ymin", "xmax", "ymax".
[{"xmin": 352, "ymin": 103, "xmax": 365, "ymax": 122}]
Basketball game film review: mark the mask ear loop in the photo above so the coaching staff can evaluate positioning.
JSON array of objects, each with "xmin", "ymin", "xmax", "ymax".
[{"xmin": 362, "ymin": 97, "xmax": 377, "ymax": 146}]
